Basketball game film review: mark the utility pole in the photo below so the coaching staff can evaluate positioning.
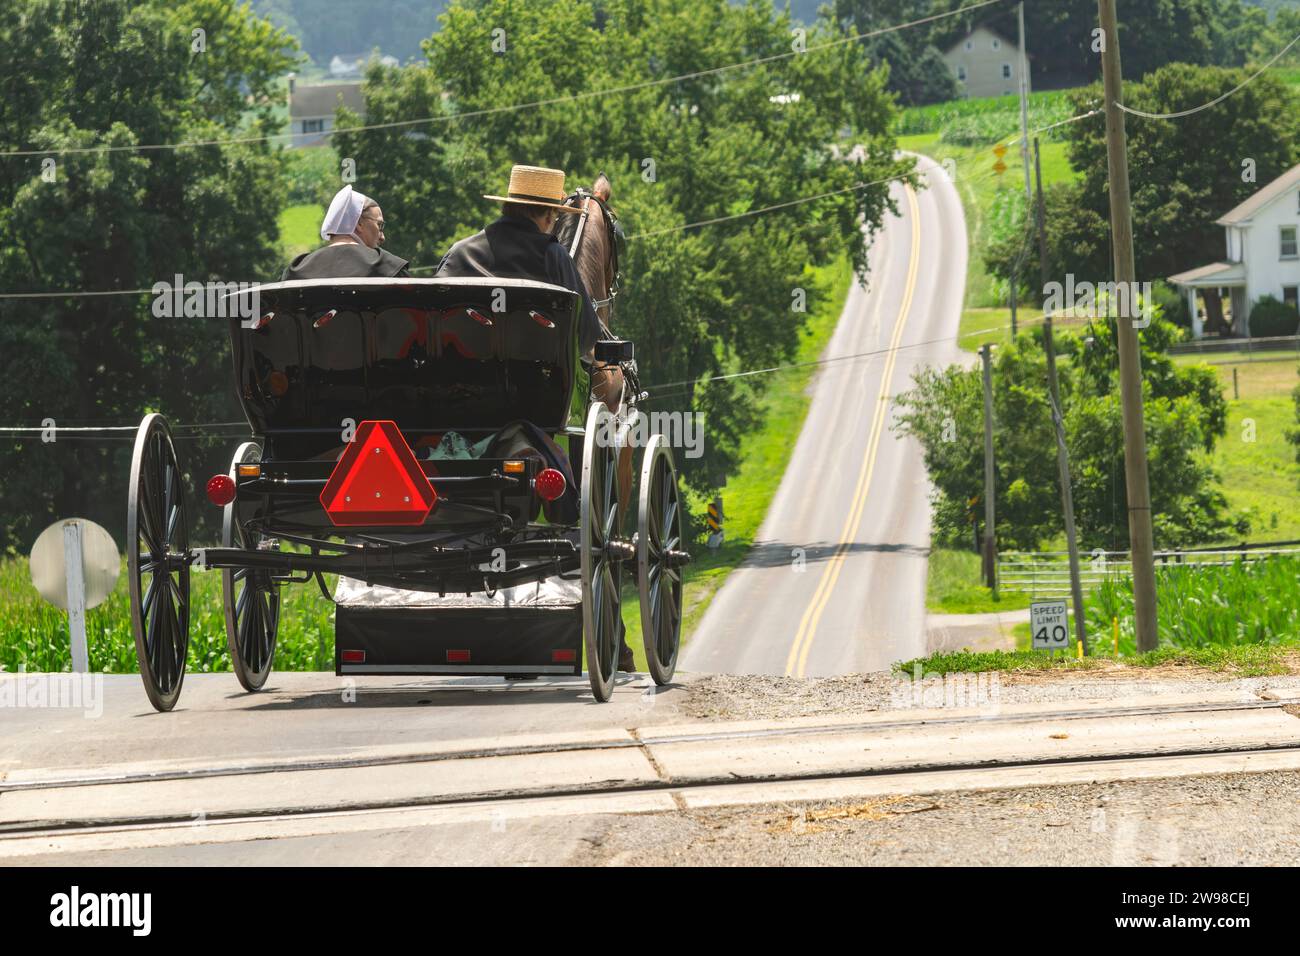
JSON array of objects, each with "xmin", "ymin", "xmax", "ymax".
[
  {"xmin": 1097, "ymin": 0, "xmax": 1159, "ymax": 651},
  {"xmin": 980, "ymin": 343, "xmax": 998, "ymax": 596},
  {"xmin": 1035, "ymin": 141, "xmax": 1088, "ymax": 655},
  {"xmin": 1009, "ymin": 279, "xmax": 1018, "ymax": 338},
  {"xmin": 1017, "ymin": 1, "xmax": 1032, "ymax": 205},
  {"xmin": 1033, "ymin": 136, "xmax": 1050, "ymax": 293}
]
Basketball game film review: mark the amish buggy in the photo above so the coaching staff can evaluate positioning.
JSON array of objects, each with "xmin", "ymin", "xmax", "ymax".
[{"xmin": 126, "ymin": 275, "xmax": 688, "ymax": 711}]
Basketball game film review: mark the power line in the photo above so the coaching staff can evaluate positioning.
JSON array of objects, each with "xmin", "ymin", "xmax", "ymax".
[
  {"xmin": 0, "ymin": 0, "xmax": 1007, "ymax": 159},
  {"xmin": 1116, "ymin": 29, "xmax": 1300, "ymax": 120}
]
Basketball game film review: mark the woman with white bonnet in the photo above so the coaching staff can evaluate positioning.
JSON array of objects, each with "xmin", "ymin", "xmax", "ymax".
[{"xmin": 281, "ymin": 185, "xmax": 410, "ymax": 279}]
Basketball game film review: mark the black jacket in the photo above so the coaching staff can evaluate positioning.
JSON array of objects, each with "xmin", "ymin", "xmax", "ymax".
[
  {"xmin": 281, "ymin": 243, "xmax": 409, "ymax": 281},
  {"xmin": 435, "ymin": 213, "xmax": 601, "ymax": 355}
]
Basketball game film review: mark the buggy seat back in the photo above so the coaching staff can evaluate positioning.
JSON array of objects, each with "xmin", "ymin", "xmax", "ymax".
[{"xmin": 227, "ymin": 277, "xmax": 580, "ymax": 460}]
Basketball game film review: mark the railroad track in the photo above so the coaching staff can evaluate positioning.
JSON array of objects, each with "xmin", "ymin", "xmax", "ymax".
[{"xmin": 2, "ymin": 696, "xmax": 1297, "ymax": 841}]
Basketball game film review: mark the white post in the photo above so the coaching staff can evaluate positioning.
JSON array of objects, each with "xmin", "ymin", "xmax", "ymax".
[
  {"xmin": 1188, "ymin": 287, "xmax": 1202, "ymax": 338},
  {"xmin": 63, "ymin": 521, "xmax": 89, "ymax": 673}
]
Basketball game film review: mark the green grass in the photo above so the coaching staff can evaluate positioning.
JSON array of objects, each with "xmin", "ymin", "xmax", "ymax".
[
  {"xmin": 619, "ymin": 256, "xmax": 855, "ymax": 671},
  {"xmin": 279, "ymin": 203, "xmax": 325, "ymax": 261},
  {"xmin": 0, "ymin": 554, "xmax": 336, "ymax": 674},
  {"xmin": 926, "ymin": 547, "xmax": 1032, "ymax": 614},
  {"xmin": 1173, "ymin": 352, "xmax": 1300, "ymax": 542},
  {"xmin": 896, "ymin": 642, "xmax": 1296, "ymax": 678}
]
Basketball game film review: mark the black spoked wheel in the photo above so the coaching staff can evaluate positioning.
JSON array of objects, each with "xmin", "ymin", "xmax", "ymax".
[
  {"xmin": 222, "ymin": 441, "xmax": 280, "ymax": 692},
  {"xmin": 127, "ymin": 413, "xmax": 191, "ymax": 712},
  {"xmin": 580, "ymin": 402, "xmax": 623, "ymax": 702},
  {"xmin": 638, "ymin": 434, "xmax": 686, "ymax": 685}
]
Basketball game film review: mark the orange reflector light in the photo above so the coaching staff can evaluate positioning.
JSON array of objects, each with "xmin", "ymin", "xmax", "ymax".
[
  {"xmin": 237, "ymin": 464, "xmax": 261, "ymax": 478},
  {"xmin": 447, "ymin": 649, "xmax": 471, "ymax": 663},
  {"xmin": 503, "ymin": 460, "xmax": 525, "ymax": 474},
  {"xmin": 320, "ymin": 421, "xmax": 437, "ymax": 526},
  {"xmin": 552, "ymin": 649, "xmax": 577, "ymax": 663}
]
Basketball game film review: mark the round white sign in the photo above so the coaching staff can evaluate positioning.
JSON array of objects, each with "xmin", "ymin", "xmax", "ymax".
[{"xmin": 29, "ymin": 518, "xmax": 121, "ymax": 611}]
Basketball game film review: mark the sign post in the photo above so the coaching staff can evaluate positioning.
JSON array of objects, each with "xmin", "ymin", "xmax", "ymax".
[
  {"xmin": 63, "ymin": 521, "xmax": 89, "ymax": 672},
  {"xmin": 30, "ymin": 517, "xmax": 121, "ymax": 673}
]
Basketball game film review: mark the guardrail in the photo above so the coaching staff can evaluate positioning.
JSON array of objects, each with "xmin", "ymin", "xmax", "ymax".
[{"xmin": 997, "ymin": 545, "xmax": 1300, "ymax": 597}]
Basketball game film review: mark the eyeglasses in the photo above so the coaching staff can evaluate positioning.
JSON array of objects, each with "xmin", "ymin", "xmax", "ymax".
[{"xmin": 361, "ymin": 216, "xmax": 385, "ymax": 230}]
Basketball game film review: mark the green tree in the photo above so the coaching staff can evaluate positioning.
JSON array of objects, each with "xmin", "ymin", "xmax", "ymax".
[
  {"xmin": 894, "ymin": 313, "xmax": 1241, "ymax": 552},
  {"xmin": 337, "ymin": 0, "xmax": 911, "ymax": 493},
  {"xmin": 0, "ymin": 0, "xmax": 297, "ymax": 551},
  {"xmin": 832, "ymin": 0, "xmax": 957, "ymax": 105}
]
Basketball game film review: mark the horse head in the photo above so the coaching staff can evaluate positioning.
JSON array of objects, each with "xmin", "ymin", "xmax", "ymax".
[{"xmin": 553, "ymin": 174, "xmax": 620, "ymax": 328}]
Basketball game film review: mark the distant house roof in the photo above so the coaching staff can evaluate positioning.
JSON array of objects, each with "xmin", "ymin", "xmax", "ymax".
[
  {"xmin": 1215, "ymin": 163, "xmax": 1300, "ymax": 226},
  {"xmin": 943, "ymin": 24, "xmax": 1022, "ymax": 56},
  {"xmin": 290, "ymin": 83, "xmax": 364, "ymax": 119},
  {"xmin": 1168, "ymin": 261, "xmax": 1246, "ymax": 287}
]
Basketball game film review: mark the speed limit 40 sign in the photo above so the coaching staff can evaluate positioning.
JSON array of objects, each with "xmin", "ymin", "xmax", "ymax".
[{"xmin": 1030, "ymin": 600, "xmax": 1070, "ymax": 650}]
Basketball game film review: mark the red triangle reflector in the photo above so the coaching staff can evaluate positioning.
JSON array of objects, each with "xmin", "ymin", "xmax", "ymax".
[{"xmin": 320, "ymin": 420, "xmax": 437, "ymax": 526}]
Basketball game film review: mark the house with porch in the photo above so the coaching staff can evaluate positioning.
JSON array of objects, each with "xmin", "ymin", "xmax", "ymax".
[{"xmin": 1169, "ymin": 163, "xmax": 1300, "ymax": 338}]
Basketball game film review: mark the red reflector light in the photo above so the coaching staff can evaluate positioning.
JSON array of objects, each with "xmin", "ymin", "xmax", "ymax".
[
  {"xmin": 341, "ymin": 650, "xmax": 365, "ymax": 663},
  {"xmin": 206, "ymin": 474, "xmax": 236, "ymax": 507},
  {"xmin": 552, "ymin": 649, "xmax": 577, "ymax": 663},
  {"xmin": 447, "ymin": 649, "xmax": 471, "ymax": 663},
  {"xmin": 535, "ymin": 467, "xmax": 566, "ymax": 502},
  {"xmin": 320, "ymin": 420, "xmax": 438, "ymax": 526}
]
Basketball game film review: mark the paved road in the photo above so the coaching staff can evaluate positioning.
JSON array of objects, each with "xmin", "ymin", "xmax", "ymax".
[{"xmin": 683, "ymin": 156, "xmax": 967, "ymax": 677}]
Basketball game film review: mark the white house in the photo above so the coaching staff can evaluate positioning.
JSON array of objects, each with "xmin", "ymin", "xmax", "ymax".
[
  {"xmin": 942, "ymin": 25, "xmax": 1024, "ymax": 100},
  {"xmin": 1169, "ymin": 163, "xmax": 1300, "ymax": 338},
  {"xmin": 287, "ymin": 77, "xmax": 365, "ymax": 148}
]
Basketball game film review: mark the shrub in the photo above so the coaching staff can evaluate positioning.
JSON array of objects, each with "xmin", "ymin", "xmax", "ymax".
[{"xmin": 1247, "ymin": 295, "xmax": 1299, "ymax": 338}]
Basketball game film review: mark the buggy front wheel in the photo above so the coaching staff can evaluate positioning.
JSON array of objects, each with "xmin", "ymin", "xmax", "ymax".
[
  {"xmin": 127, "ymin": 413, "xmax": 191, "ymax": 712},
  {"xmin": 580, "ymin": 403, "xmax": 624, "ymax": 702}
]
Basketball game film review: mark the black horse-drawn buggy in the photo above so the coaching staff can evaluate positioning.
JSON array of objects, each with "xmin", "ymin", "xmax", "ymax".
[{"xmin": 126, "ymin": 277, "xmax": 688, "ymax": 711}]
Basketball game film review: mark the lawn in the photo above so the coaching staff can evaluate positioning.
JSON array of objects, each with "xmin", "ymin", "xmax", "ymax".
[
  {"xmin": 279, "ymin": 203, "xmax": 324, "ymax": 261},
  {"xmin": 926, "ymin": 547, "xmax": 1031, "ymax": 614},
  {"xmin": 1172, "ymin": 353, "xmax": 1300, "ymax": 542},
  {"xmin": 620, "ymin": 256, "xmax": 855, "ymax": 671}
]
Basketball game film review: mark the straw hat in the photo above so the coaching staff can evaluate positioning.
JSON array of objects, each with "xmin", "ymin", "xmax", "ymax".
[{"xmin": 484, "ymin": 165, "xmax": 580, "ymax": 214}]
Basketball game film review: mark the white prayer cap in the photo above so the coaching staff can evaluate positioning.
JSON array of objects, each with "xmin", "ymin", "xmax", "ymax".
[{"xmin": 320, "ymin": 185, "xmax": 372, "ymax": 241}]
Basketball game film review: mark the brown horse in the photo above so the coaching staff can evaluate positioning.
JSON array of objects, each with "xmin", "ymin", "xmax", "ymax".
[{"xmin": 554, "ymin": 173, "xmax": 633, "ymax": 505}]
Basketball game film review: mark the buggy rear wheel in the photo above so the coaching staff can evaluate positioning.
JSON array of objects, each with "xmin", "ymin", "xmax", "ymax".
[
  {"xmin": 127, "ymin": 413, "xmax": 191, "ymax": 712},
  {"xmin": 580, "ymin": 403, "xmax": 623, "ymax": 702},
  {"xmin": 637, "ymin": 434, "xmax": 684, "ymax": 685},
  {"xmin": 222, "ymin": 442, "xmax": 280, "ymax": 691}
]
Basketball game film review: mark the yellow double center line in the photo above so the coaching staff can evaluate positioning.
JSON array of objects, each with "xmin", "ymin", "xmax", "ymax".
[{"xmin": 784, "ymin": 185, "xmax": 921, "ymax": 678}]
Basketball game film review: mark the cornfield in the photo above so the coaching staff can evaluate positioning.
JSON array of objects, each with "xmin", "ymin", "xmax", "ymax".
[{"xmin": 1086, "ymin": 556, "xmax": 1300, "ymax": 651}]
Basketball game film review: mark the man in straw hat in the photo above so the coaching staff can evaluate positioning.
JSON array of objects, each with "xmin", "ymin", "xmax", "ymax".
[
  {"xmin": 436, "ymin": 164, "xmax": 601, "ymax": 356},
  {"xmin": 438, "ymin": 165, "xmax": 635, "ymax": 671}
]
